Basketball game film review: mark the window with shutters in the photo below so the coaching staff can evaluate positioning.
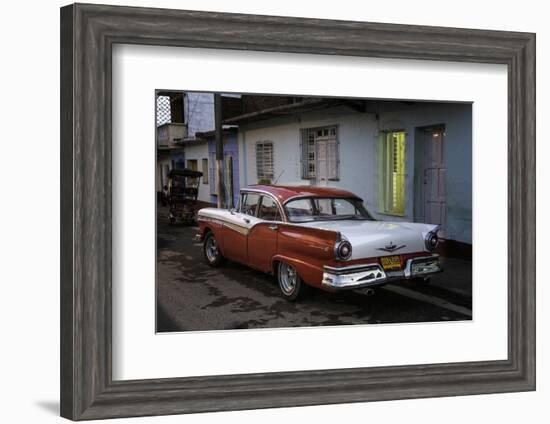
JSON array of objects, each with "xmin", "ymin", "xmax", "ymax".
[
  {"xmin": 379, "ymin": 131, "xmax": 406, "ymax": 216},
  {"xmin": 202, "ymin": 158, "xmax": 208, "ymax": 184},
  {"xmin": 187, "ymin": 159, "xmax": 198, "ymax": 171},
  {"xmin": 255, "ymin": 141, "xmax": 274, "ymax": 183},
  {"xmin": 300, "ymin": 126, "xmax": 339, "ymax": 181}
]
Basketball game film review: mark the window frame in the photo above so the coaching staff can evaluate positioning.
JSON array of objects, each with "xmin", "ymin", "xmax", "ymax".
[
  {"xmin": 256, "ymin": 195, "xmax": 282, "ymax": 222},
  {"xmin": 300, "ymin": 125, "xmax": 339, "ymax": 181},
  {"xmin": 255, "ymin": 141, "xmax": 274, "ymax": 182},
  {"xmin": 239, "ymin": 192, "xmax": 261, "ymax": 217},
  {"xmin": 186, "ymin": 158, "xmax": 198, "ymax": 172},
  {"xmin": 379, "ymin": 130, "xmax": 407, "ymax": 217},
  {"xmin": 201, "ymin": 158, "xmax": 209, "ymax": 184},
  {"xmin": 238, "ymin": 191, "xmax": 285, "ymax": 222},
  {"xmin": 283, "ymin": 196, "xmax": 373, "ymax": 223}
]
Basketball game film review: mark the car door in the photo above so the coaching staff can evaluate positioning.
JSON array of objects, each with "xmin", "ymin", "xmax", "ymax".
[
  {"xmin": 221, "ymin": 192, "xmax": 260, "ymax": 264},
  {"xmin": 247, "ymin": 195, "xmax": 280, "ymax": 272}
]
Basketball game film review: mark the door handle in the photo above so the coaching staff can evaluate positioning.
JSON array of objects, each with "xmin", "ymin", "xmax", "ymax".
[{"xmin": 268, "ymin": 225, "xmax": 278, "ymax": 231}]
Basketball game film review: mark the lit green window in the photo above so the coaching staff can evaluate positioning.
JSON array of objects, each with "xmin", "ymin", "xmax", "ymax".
[{"xmin": 379, "ymin": 131, "xmax": 406, "ymax": 215}]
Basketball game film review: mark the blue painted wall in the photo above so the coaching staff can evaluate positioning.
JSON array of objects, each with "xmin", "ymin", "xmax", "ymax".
[
  {"xmin": 208, "ymin": 132, "xmax": 240, "ymax": 207},
  {"xmin": 170, "ymin": 150, "xmax": 185, "ymax": 169}
]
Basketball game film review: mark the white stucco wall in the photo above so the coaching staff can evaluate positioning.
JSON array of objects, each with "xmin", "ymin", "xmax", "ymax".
[
  {"xmin": 156, "ymin": 153, "xmax": 172, "ymax": 192},
  {"xmin": 237, "ymin": 103, "xmax": 472, "ymax": 244},
  {"xmin": 181, "ymin": 141, "xmax": 212, "ymax": 204}
]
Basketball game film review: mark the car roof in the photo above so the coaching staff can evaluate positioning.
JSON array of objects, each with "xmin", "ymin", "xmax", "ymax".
[{"xmin": 242, "ymin": 184, "xmax": 361, "ymax": 204}]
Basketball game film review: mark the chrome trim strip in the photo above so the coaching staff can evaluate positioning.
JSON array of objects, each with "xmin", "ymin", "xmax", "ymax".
[
  {"xmin": 282, "ymin": 194, "xmax": 363, "ymax": 205},
  {"xmin": 322, "ymin": 264, "xmax": 387, "ymax": 289},
  {"xmin": 324, "ymin": 262, "xmax": 381, "ymax": 273},
  {"xmin": 404, "ymin": 254, "xmax": 440, "ymax": 277},
  {"xmin": 322, "ymin": 254, "xmax": 441, "ymax": 290},
  {"xmin": 222, "ymin": 221, "xmax": 250, "ymax": 236}
]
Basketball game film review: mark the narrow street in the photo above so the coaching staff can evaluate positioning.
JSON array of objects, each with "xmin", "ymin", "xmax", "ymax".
[{"xmin": 156, "ymin": 210, "xmax": 472, "ymax": 332}]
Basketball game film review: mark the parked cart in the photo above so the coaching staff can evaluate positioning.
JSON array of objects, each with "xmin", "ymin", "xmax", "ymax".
[{"xmin": 167, "ymin": 169, "xmax": 203, "ymax": 225}]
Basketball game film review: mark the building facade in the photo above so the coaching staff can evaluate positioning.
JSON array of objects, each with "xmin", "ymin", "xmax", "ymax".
[
  {"xmin": 156, "ymin": 92, "xmax": 240, "ymax": 207},
  {"xmin": 228, "ymin": 99, "xmax": 472, "ymax": 254}
]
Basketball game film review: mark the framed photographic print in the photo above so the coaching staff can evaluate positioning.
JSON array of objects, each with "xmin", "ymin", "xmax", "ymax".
[{"xmin": 60, "ymin": 3, "xmax": 535, "ymax": 420}]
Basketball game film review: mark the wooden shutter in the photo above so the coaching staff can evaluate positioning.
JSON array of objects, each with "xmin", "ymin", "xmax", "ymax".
[{"xmin": 327, "ymin": 133, "xmax": 339, "ymax": 180}]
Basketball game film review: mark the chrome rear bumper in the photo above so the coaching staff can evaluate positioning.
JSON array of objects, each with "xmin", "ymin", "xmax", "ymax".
[{"xmin": 321, "ymin": 255, "xmax": 442, "ymax": 291}]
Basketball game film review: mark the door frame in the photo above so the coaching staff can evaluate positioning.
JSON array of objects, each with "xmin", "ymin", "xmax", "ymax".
[{"xmin": 413, "ymin": 124, "xmax": 446, "ymax": 231}]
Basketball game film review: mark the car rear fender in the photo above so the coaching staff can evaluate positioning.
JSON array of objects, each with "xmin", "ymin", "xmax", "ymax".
[{"xmin": 273, "ymin": 224, "xmax": 339, "ymax": 288}]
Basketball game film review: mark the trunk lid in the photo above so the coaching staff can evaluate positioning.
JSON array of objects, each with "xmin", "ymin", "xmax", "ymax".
[{"xmin": 301, "ymin": 219, "xmax": 437, "ymax": 259}]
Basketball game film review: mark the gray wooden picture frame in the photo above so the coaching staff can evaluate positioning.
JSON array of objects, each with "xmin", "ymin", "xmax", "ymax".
[{"xmin": 60, "ymin": 3, "xmax": 536, "ymax": 421}]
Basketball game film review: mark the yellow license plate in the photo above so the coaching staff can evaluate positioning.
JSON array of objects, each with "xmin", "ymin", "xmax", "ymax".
[{"xmin": 380, "ymin": 255, "xmax": 401, "ymax": 270}]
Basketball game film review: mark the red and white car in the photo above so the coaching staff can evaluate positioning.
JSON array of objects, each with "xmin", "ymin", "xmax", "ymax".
[{"xmin": 197, "ymin": 185, "xmax": 442, "ymax": 300}]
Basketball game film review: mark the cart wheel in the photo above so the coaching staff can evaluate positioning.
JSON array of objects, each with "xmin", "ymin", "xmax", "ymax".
[{"xmin": 203, "ymin": 232, "xmax": 224, "ymax": 267}]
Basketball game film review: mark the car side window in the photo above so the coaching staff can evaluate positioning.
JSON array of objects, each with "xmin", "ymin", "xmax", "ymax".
[
  {"xmin": 285, "ymin": 198, "xmax": 314, "ymax": 222},
  {"xmin": 257, "ymin": 196, "xmax": 280, "ymax": 221},
  {"xmin": 241, "ymin": 193, "xmax": 261, "ymax": 216}
]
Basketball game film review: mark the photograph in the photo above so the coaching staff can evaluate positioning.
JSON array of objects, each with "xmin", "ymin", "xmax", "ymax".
[{"xmin": 155, "ymin": 91, "xmax": 473, "ymax": 332}]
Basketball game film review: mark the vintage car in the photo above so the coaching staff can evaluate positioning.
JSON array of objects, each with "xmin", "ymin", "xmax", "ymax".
[{"xmin": 196, "ymin": 185, "xmax": 442, "ymax": 301}]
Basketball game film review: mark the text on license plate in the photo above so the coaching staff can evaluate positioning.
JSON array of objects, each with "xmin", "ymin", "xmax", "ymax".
[{"xmin": 380, "ymin": 255, "xmax": 401, "ymax": 270}]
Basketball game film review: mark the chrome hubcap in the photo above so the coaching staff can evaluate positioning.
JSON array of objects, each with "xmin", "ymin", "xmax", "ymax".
[
  {"xmin": 205, "ymin": 236, "xmax": 218, "ymax": 262},
  {"xmin": 279, "ymin": 263, "xmax": 297, "ymax": 294}
]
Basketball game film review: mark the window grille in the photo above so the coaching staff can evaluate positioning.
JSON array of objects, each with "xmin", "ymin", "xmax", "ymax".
[
  {"xmin": 156, "ymin": 95, "xmax": 171, "ymax": 126},
  {"xmin": 300, "ymin": 126, "xmax": 339, "ymax": 181},
  {"xmin": 256, "ymin": 141, "xmax": 274, "ymax": 182}
]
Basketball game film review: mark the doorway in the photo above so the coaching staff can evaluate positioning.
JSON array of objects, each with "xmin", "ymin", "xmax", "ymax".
[{"xmin": 415, "ymin": 126, "xmax": 447, "ymax": 237}]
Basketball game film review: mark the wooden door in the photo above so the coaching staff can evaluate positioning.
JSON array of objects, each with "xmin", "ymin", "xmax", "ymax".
[{"xmin": 423, "ymin": 128, "xmax": 447, "ymax": 236}]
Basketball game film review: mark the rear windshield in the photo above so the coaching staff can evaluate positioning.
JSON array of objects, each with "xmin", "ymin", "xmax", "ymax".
[{"xmin": 284, "ymin": 197, "xmax": 373, "ymax": 223}]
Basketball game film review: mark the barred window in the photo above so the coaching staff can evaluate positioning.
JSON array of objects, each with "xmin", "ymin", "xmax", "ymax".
[
  {"xmin": 300, "ymin": 126, "xmax": 339, "ymax": 181},
  {"xmin": 256, "ymin": 141, "xmax": 274, "ymax": 183},
  {"xmin": 156, "ymin": 95, "xmax": 171, "ymax": 126}
]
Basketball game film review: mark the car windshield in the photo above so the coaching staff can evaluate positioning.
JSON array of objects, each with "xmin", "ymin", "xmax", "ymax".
[{"xmin": 284, "ymin": 197, "xmax": 374, "ymax": 222}]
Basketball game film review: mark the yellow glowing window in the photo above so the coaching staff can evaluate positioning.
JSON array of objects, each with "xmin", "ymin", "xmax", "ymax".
[{"xmin": 379, "ymin": 131, "xmax": 406, "ymax": 215}]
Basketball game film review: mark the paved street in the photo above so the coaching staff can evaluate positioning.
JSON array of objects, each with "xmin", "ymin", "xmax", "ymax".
[{"xmin": 156, "ymin": 209, "xmax": 472, "ymax": 332}]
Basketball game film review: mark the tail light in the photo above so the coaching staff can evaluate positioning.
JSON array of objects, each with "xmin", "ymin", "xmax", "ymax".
[
  {"xmin": 425, "ymin": 231, "xmax": 439, "ymax": 251},
  {"xmin": 335, "ymin": 240, "xmax": 352, "ymax": 260}
]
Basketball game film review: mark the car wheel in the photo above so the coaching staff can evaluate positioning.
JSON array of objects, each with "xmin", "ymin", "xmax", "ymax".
[
  {"xmin": 277, "ymin": 261, "xmax": 306, "ymax": 301},
  {"xmin": 203, "ymin": 232, "xmax": 224, "ymax": 267}
]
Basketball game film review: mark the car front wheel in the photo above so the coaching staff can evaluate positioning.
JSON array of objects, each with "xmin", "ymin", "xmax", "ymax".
[
  {"xmin": 203, "ymin": 232, "xmax": 224, "ymax": 267},
  {"xmin": 277, "ymin": 261, "xmax": 306, "ymax": 301}
]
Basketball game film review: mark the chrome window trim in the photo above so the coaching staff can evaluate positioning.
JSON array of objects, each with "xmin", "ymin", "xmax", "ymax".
[
  {"xmin": 282, "ymin": 195, "xmax": 372, "ymax": 223},
  {"xmin": 239, "ymin": 188, "xmax": 288, "ymax": 222},
  {"xmin": 282, "ymin": 194, "xmax": 363, "ymax": 206}
]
